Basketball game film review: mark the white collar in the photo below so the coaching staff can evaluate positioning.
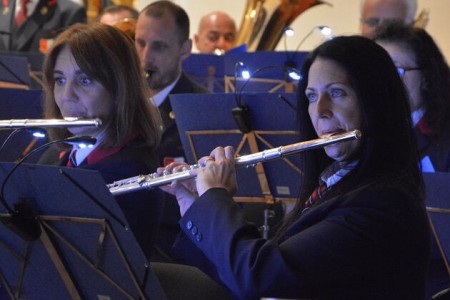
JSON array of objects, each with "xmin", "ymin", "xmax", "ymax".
[
  {"xmin": 152, "ymin": 75, "xmax": 180, "ymax": 107},
  {"xmin": 321, "ymin": 160, "xmax": 358, "ymax": 188},
  {"xmin": 71, "ymin": 144, "xmax": 97, "ymax": 166},
  {"xmin": 15, "ymin": 0, "xmax": 37, "ymax": 16}
]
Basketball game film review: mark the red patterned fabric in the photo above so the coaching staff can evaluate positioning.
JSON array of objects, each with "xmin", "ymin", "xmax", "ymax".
[
  {"xmin": 302, "ymin": 183, "xmax": 328, "ymax": 212},
  {"xmin": 15, "ymin": 0, "xmax": 28, "ymax": 26}
]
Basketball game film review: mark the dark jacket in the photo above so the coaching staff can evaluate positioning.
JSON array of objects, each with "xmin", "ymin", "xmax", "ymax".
[
  {"xmin": 157, "ymin": 72, "xmax": 209, "ymax": 166},
  {"xmin": 415, "ymin": 126, "xmax": 450, "ymax": 172},
  {"xmin": 38, "ymin": 137, "xmax": 164, "ymax": 259},
  {"xmin": 0, "ymin": 0, "xmax": 86, "ymax": 52},
  {"xmin": 173, "ymin": 179, "xmax": 430, "ymax": 300},
  {"xmin": 154, "ymin": 72, "xmax": 209, "ymax": 262}
]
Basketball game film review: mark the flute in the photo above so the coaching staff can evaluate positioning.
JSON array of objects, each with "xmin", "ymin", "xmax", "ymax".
[
  {"xmin": 0, "ymin": 118, "xmax": 102, "ymax": 129},
  {"xmin": 107, "ymin": 130, "xmax": 361, "ymax": 196}
]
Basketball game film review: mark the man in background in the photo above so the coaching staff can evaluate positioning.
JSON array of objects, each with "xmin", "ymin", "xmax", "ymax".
[
  {"xmin": 194, "ymin": 11, "xmax": 237, "ymax": 54},
  {"xmin": 0, "ymin": 0, "xmax": 86, "ymax": 53},
  {"xmin": 360, "ymin": 0, "xmax": 417, "ymax": 39},
  {"xmin": 98, "ymin": 4, "xmax": 138, "ymax": 26},
  {"xmin": 134, "ymin": 0, "xmax": 208, "ymax": 261}
]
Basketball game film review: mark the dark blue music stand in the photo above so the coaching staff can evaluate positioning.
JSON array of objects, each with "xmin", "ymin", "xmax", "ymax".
[
  {"xmin": 170, "ymin": 92, "xmax": 301, "ymax": 202},
  {"xmin": 0, "ymin": 54, "xmax": 30, "ymax": 88},
  {"xmin": 182, "ymin": 53, "xmax": 225, "ymax": 93},
  {"xmin": 0, "ymin": 88, "xmax": 44, "ymax": 163},
  {"xmin": 424, "ymin": 172, "xmax": 450, "ymax": 278},
  {"xmin": 0, "ymin": 163, "xmax": 166, "ymax": 299},
  {"xmin": 182, "ymin": 51, "xmax": 308, "ymax": 94},
  {"xmin": 223, "ymin": 51, "xmax": 308, "ymax": 93}
]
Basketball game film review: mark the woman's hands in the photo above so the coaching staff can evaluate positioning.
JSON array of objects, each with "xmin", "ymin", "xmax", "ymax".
[
  {"xmin": 158, "ymin": 146, "xmax": 236, "ymax": 217},
  {"xmin": 196, "ymin": 146, "xmax": 237, "ymax": 196}
]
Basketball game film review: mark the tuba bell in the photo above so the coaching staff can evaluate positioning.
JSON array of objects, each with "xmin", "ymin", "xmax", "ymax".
[{"xmin": 235, "ymin": 0, "xmax": 330, "ymax": 52}]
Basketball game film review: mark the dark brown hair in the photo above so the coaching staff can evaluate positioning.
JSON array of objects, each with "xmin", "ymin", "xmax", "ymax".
[{"xmin": 43, "ymin": 23, "xmax": 161, "ymax": 150}]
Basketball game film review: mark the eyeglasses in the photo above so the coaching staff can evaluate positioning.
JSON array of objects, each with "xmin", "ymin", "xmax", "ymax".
[
  {"xmin": 396, "ymin": 66, "xmax": 422, "ymax": 78},
  {"xmin": 361, "ymin": 17, "xmax": 403, "ymax": 28}
]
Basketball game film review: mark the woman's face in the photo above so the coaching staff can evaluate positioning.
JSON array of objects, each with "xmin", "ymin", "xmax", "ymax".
[
  {"xmin": 377, "ymin": 41, "xmax": 423, "ymax": 112},
  {"xmin": 53, "ymin": 45, "xmax": 113, "ymax": 137},
  {"xmin": 306, "ymin": 58, "xmax": 363, "ymax": 162}
]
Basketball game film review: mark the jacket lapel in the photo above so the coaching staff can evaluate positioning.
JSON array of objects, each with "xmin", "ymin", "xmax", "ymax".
[
  {"xmin": 0, "ymin": 1, "xmax": 14, "ymax": 50},
  {"xmin": 13, "ymin": 0, "xmax": 56, "ymax": 51}
]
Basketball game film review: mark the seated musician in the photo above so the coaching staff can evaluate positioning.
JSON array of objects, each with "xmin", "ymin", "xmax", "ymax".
[
  {"xmin": 158, "ymin": 35, "xmax": 430, "ymax": 299},
  {"xmin": 37, "ymin": 23, "xmax": 164, "ymax": 260}
]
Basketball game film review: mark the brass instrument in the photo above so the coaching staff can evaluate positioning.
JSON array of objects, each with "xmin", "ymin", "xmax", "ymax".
[
  {"xmin": 108, "ymin": 130, "xmax": 361, "ymax": 196},
  {"xmin": 235, "ymin": 0, "xmax": 330, "ymax": 51},
  {"xmin": 414, "ymin": 9, "xmax": 430, "ymax": 29},
  {"xmin": 0, "ymin": 118, "xmax": 102, "ymax": 129}
]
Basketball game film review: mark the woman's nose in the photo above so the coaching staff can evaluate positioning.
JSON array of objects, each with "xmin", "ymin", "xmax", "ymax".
[
  {"xmin": 61, "ymin": 81, "xmax": 78, "ymax": 102},
  {"xmin": 315, "ymin": 95, "xmax": 332, "ymax": 118}
]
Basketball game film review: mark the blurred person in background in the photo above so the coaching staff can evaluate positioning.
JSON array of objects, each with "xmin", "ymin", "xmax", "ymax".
[
  {"xmin": 0, "ymin": 0, "xmax": 86, "ymax": 53},
  {"xmin": 360, "ymin": 0, "xmax": 417, "ymax": 39},
  {"xmin": 194, "ymin": 11, "xmax": 237, "ymax": 55}
]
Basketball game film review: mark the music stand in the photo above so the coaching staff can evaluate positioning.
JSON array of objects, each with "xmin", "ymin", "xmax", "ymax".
[
  {"xmin": 223, "ymin": 51, "xmax": 308, "ymax": 93},
  {"xmin": 0, "ymin": 163, "xmax": 166, "ymax": 299},
  {"xmin": 0, "ymin": 51, "xmax": 45, "ymax": 89},
  {"xmin": 170, "ymin": 92, "xmax": 301, "ymax": 204},
  {"xmin": 0, "ymin": 54, "xmax": 30, "ymax": 90},
  {"xmin": 182, "ymin": 53, "xmax": 225, "ymax": 93},
  {"xmin": 0, "ymin": 88, "xmax": 44, "ymax": 163},
  {"xmin": 424, "ymin": 172, "xmax": 450, "ymax": 276}
]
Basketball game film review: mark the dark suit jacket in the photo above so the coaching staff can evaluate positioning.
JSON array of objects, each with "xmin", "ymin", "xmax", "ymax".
[
  {"xmin": 0, "ymin": 0, "xmax": 86, "ymax": 52},
  {"xmin": 154, "ymin": 72, "xmax": 209, "ymax": 262},
  {"xmin": 415, "ymin": 126, "xmax": 450, "ymax": 172},
  {"xmin": 416, "ymin": 127, "xmax": 450, "ymax": 297},
  {"xmin": 172, "ymin": 179, "xmax": 430, "ymax": 300},
  {"xmin": 157, "ymin": 72, "xmax": 209, "ymax": 166},
  {"xmin": 38, "ymin": 137, "xmax": 164, "ymax": 259}
]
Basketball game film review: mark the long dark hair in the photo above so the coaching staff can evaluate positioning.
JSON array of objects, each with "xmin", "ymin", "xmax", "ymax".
[
  {"xmin": 374, "ymin": 22, "xmax": 450, "ymax": 141},
  {"xmin": 278, "ymin": 36, "xmax": 423, "ymax": 236}
]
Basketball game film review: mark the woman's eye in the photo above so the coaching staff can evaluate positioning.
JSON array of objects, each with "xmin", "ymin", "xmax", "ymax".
[
  {"xmin": 79, "ymin": 76, "xmax": 93, "ymax": 86},
  {"xmin": 54, "ymin": 77, "xmax": 65, "ymax": 86},
  {"xmin": 330, "ymin": 89, "xmax": 345, "ymax": 97},
  {"xmin": 306, "ymin": 92, "xmax": 318, "ymax": 102}
]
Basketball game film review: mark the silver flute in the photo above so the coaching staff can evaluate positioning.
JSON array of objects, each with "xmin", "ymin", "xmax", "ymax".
[
  {"xmin": 0, "ymin": 118, "xmax": 102, "ymax": 129},
  {"xmin": 108, "ymin": 130, "xmax": 361, "ymax": 196}
]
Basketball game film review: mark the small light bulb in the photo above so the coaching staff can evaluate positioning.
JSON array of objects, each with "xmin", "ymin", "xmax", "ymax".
[{"xmin": 241, "ymin": 70, "xmax": 251, "ymax": 80}]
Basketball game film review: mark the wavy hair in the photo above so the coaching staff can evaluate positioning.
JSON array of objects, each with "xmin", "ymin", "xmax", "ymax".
[{"xmin": 43, "ymin": 23, "xmax": 161, "ymax": 151}]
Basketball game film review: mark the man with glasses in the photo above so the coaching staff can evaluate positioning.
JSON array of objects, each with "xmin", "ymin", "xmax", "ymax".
[{"xmin": 360, "ymin": 0, "xmax": 417, "ymax": 39}]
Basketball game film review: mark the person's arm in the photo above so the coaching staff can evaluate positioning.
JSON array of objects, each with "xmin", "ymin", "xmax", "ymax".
[{"xmin": 176, "ymin": 182, "xmax": 423, "ymax": 299}]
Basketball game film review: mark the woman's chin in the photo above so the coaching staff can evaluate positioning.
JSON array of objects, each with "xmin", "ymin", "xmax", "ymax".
[
  {"xmin": 68, "ymin": 128, "xmax": 95, "ymax": 137},
  {"xmin": 324, "ymin": 146, "xmax": 347, "ymax": 162}
]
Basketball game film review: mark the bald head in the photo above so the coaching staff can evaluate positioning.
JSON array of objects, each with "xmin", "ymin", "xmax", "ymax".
[
  {"xmin": 194, "ymin": 11, "xmax": 237, "ymax": 54},
  {"xmin": 360, "ymin": 0, "xmax": 417, "ymax": 39}
]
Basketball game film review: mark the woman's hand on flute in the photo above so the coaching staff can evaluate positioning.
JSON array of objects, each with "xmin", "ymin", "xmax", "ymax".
[
  {"xmin": 157, "ymin": 162, "xmax": 198, "ymax": 216},
  {"xmin": 195, "ymin": 146, "xmax": 237, "ymax": 197},
  {"xmin": 157, "ymin": 146, "xmax": 236, "ymax": 216}
]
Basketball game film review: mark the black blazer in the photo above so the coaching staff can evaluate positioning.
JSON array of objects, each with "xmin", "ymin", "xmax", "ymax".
[
  {"xmin": 38, "ymin": 138, "xmax": 164, "ymax": 259},
  {"xmin": 157, "ymin": 72, "xmax": 209, "ymax": 166},
  {"xmin": 172, "ymin": 179, "xmax": 430, "ymax": 300},
  {"xmin": 153, "ymin": 72, "xmax": 209, "ymax": 262},
  {"xmin": 0, "ymin": 0, "xmax": 86, "ymax": 52},
  {"xmin": 415, "ymin": 126, "xmax": 450, "ymax": 172}
]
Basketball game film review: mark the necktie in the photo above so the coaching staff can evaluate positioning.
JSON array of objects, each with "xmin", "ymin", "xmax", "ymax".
[
  {"xmin": 302, "ymin": 183, "xmax": 327, "ymax": 213},
  {"xmin": 16, "ymin": 0, "xmax": 28, "ymax": 26}
]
